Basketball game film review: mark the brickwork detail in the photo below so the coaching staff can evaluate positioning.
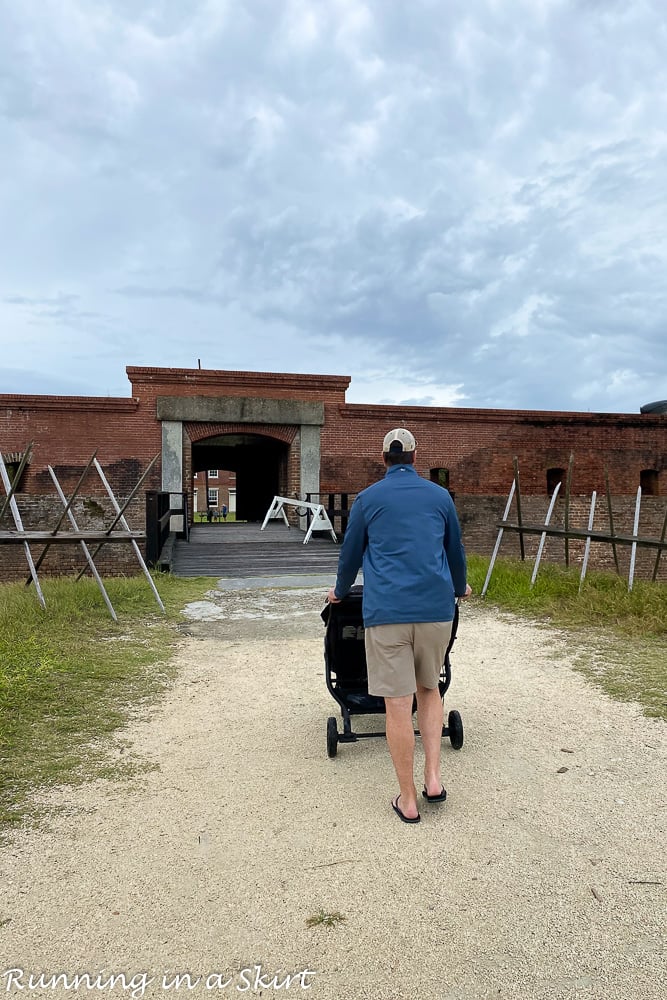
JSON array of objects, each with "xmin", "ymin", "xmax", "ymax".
[
  {"xmin": 185, "ymin": 422, "xmax": 298, "ymax": 444},
  {"xmin": 0, "ymin": 495, "xmax": 143, "ymax": 582},
  {"xmin": 1, "ymin": 366, "xmax": 665, "ymax": 581}
]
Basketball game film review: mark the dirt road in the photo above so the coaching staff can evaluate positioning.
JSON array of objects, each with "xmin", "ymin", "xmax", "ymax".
[{"xmin": 1, "ymin": 587, "xmax": 665, "ymax": 999}]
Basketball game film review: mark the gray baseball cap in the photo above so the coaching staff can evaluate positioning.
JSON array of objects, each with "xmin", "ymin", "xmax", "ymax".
[{"xmin": 382, "ymin": 427, "xmax": 416, "ymax": 452}]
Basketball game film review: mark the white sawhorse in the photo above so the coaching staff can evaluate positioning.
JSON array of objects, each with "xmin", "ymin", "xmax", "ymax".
[{"xmin": 261, "ymin": 496, "xmax": 338, "ymax": 544}]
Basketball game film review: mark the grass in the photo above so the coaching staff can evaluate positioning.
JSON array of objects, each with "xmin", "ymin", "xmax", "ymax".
[
  {"xmin": 192, "ymin": 512, "xmax": 244, "ymax": 523},
  {"xmin": 0, "ymin": 573, "xmax": 214, "ymax": 831},
  {"xmin": 1, "ymin": 557, "xmax": 664, "ymax": 835},
  {"xmin": 305, "ymin": 910, "xmax": 346, "ymax": 928},
  {"xmin": 467, "ymin": 555, "xmax": 667, "ymax": 721}
]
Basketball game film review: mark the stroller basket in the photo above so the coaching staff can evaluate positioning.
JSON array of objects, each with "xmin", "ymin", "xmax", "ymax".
[{"xmin": 321, "ymin": 585, "xmax": 463, "ymax": 758}]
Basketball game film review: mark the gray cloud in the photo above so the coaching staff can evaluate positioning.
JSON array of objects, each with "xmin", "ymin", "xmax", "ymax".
[{"xmin": 1, "ymin": 0, "xmax": 666, "ymax": 412}]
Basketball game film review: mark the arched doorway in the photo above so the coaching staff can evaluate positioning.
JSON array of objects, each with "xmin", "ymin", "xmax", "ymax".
[{"xmin": 191, "ymin": 432, "xmax": 289, "ymax": 522}]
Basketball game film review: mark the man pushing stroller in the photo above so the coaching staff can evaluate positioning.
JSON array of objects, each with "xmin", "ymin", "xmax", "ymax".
[{"xmin": 328, "ymin": 428, "xmax": 472, "ymax": 824}]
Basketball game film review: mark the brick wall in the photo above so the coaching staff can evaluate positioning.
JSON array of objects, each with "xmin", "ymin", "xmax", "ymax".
[
  {"xmin": 457, "ymin": 494, "xmax": 667, "ymax": 582},
  {"xmin": 323, "ymin": 404, "xmax": 666, "ymax": 496},
  {"xmin": 0, "ymin": 395, "xmax": 161, "ymax": 497},
  {"xmin": 1, "ymin": 365, "xmax": 665, "ymax": 581},
  {"xmin": 0, "ymin": 495, "xmax": 143, "ymax": 582}
]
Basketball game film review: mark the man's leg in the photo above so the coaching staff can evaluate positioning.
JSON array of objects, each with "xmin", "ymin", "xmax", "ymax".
[
  {"xmin": 416, "ymin": 683, "xmax": 445, "ymax": 798},
  {"xmin": 384, "ymin": 693, "xmax": 419, "ymax": 819}
]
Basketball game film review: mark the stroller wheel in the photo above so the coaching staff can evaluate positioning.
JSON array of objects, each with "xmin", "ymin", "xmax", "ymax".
[
  {"xmin": 448, "ymin": 709, "xmax": 464, "ymax": 750},
  {"xmin": 327, "ymin": 716, "xmax": 339, "ymax": 758}
]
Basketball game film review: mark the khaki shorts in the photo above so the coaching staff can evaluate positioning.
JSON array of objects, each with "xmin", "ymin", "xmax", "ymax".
[{"xmin": 364, "ymin": 621, "xmax": 453, "ymax": 698}]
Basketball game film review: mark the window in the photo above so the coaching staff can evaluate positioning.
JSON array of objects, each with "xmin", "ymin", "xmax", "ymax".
[
  {"xmin": 207, "ymin": 488, "xmax": 219, "ymax": 506},
  {"xmin": 430, "ymin": 468, "xmax": 450, "ymax": 489},
  {"xmin": 208, "ymin": 469, "xmax": 219, "ymax": 478},
  {"xmin": 429, "ymin": 468, "xmax": 455, "ymax": 501},
  {"xmin": 546, "ymin": 468, "xmax": 566, "ymax": 496},
  {"xmin": 640, "ymin": 469, "xmax": 659, "ymax": 496},
  {"xmin": 2, "ymin": 450, "xmax": 29, "ymax": 491},
  {"xmin": 6, "ymin": 462, "xmax": 22, "ymax": 487}
]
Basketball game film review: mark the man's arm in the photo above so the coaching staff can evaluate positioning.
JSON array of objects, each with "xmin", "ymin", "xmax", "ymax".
[
  {"xmin": 444, "ymin": 495, "xmax": 469, "ymax": 598},
  {"xmin": 328, "ymin": 496, "xmax": 366, "ymax": 602}
]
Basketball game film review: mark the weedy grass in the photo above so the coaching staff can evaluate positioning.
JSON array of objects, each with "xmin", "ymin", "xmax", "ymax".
[
  {"xmin": 0, "ymin": 574, "xmax": 213, "ymax": 831},
  {"xmin": 467, "ymin": 555, "xmax": 667, "ymax": 721},
  {"xmin": 1, "ymin": 559, "xmax": 665, "ymax": 833},
  {"xmin": 305, "ymin": 910, "xmax": 346, "ymax": 929}
]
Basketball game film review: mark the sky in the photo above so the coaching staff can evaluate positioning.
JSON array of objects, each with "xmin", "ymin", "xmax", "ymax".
[{"xmin": 1, "ymin": 0, "xmax": 666, "ymax": 414}]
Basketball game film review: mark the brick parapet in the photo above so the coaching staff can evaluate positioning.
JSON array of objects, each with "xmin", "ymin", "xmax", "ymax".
[
  {"xmin": 0, "ymin": 395, "xmax": 138, "ymax": 411},
  {"xmin": 321, "ymin": 405, "xmax": 666, "ymax": 495},
  {"xmin": 128, "ymin": 367, "xmax": 350, "ymax": 403}
]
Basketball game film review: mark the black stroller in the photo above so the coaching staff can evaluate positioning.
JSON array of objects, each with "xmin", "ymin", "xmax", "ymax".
[{"xmin": 321, "ymin": 585, "xmax": 463, "ymax": 758}]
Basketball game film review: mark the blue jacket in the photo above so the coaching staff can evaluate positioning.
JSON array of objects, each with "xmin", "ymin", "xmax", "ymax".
[{"xmin": 334, "ymin": 464, "xmax": 467, "ymax": 627}]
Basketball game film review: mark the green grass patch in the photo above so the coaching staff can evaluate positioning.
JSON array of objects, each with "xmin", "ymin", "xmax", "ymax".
[
  {"xmin": 2, "ymin": 558, "xmax": 664, "ymax": 836},
  {"xmin": 0, "ymin": 573, "xmax": 214, "ymax": 832},
  {"xmin": 192, "ymin": 512, "xmax": 245, "ymax": 523},
  {"xmin": 305, "ymin": 910, "xmax": 346, "ymax": 929},
  {"xmin": 468, "ymin": 555, "xmax": 667, "ymax": 720}
]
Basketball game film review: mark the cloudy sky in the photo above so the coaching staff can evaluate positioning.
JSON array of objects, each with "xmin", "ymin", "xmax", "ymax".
[{"xmin": 1, "ymin": 0, "xmax": 666, "ymax": 413}]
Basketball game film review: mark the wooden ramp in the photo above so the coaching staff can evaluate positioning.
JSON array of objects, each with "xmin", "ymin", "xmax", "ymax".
[{"xmin": 170, "ymin": 522, "xmax": 341, "ymax": 578}]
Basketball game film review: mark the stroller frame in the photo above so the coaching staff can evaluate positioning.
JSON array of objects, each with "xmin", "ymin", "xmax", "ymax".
[{"xmin": 322, "ymin": 586, "xmax": 463, "ymax": 758}]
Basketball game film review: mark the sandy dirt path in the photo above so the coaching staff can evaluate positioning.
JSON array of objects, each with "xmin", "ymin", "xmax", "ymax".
[{"xmin": 0, "ymin": 587, "xmax": 665, "ymax": 1000}]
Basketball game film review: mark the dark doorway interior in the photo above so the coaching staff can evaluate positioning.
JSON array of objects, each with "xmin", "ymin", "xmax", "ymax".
[{"xmin": 192, "ymin": 433, "xmax": 289, "ymax": 522}]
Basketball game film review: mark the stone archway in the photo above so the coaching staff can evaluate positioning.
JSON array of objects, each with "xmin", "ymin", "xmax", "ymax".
[{"xmin": 157, "ymin": 395, "xmax": 324, "ymax": 518}]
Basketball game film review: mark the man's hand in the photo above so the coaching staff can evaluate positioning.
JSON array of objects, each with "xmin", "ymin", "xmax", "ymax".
[
  {"xmin": 327, "ymin": 587, "xmax": 341, "ymax": 604},
  {"xmin": 459, "ymin": 584, "xmax": 473, "ymax": 600}
]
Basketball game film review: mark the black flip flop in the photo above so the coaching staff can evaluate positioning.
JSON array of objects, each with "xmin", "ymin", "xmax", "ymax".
[
  {"xmin": 391, "ymin": 795, "xmax": 421, "ymax": 824},
  {"xmin": 422, "ymin": 785, "xmax": 447, "ymax": 802}
]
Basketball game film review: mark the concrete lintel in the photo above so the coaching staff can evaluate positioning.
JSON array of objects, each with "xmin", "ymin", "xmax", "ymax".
[{"xmin": 157, "ymin": 395, "xmax": 324, "ymax": 425}]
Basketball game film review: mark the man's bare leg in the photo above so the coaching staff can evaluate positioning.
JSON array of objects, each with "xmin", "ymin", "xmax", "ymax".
[
  {"xmin": 416, "ymin": 683, "xmax": 445, "ymax": 798},
  {"xmin": 384, "ymin": 693, "xmax": 419, "ymax": 818}
]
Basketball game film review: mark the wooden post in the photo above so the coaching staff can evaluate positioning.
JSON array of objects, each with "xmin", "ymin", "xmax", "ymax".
[
  {"xmin": 578, "ymin": 491, "xmax": 597, "ymax": 593},
  {"xmin": 28, "ymin": 451, "xmax": 98, "ymax": 583},
  {"xmin": 604, "ymin": 470, "xmax": 621, "ymax": 575},
  {"xmin": 651, "ymin": 503, "xmax": 667, "ymax": 582},
  {"xmin": 0, "ymin": 451, "xmax": 45, "ymax": 609},
  {"xmin": 48, "ymin": 466, "xmax": 118, "ymax": 621},
  {"xmin": 76, "ymin": 454, "xmax": 159, "ymax": 578},
  {"xmin": 512, "ymin": 457, "xmax": 525, "ymax": 561},
  {"xmin": 92, "ymin": 459, "xmax": 165, "ymax": 612},
  {"xmin": 563, "ymin": 452, "xmax": 574, "ymax": 567},
  {"xmin": 0, "ymin": 443, "xmax": 33, "ymax": 526},
  {"xmin": 530, "ymin": 481, "xmax": 561, "ymax": 588},
  {"xmin": 628, "ymin": 487, "xmax": 642, "ymax": 592},
  {"xmin": 481, "ymin": 478, "xmax": 516, "ymax": 597}
]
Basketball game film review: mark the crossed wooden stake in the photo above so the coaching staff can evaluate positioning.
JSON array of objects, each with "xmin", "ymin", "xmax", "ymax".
[
  {"xmin": 0, "ymin": 445, "xmax": 165, "ymax": 619},
  {"xmin": 482, "ymin": 454, "xmax": 667, "ymax": 595}
]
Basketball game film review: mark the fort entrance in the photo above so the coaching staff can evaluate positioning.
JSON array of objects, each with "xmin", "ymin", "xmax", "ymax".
[
  {"xmin": 191, "ymin": 431, "xmax": 289, "ymax": 522},
  {"xmin": 157, "ymin": 391, "xmax": 325, "ymax": 527}
]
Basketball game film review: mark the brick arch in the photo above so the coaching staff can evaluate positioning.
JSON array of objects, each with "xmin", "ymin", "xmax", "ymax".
[{"xmin": 185, "ymin": 422, "xmax": 298, "ymax": 445}]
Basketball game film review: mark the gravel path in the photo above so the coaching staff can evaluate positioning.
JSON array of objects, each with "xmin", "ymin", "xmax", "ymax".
[{"xmin": 1, "ymin": 587, "xmax": 665, "ymax": 1000}]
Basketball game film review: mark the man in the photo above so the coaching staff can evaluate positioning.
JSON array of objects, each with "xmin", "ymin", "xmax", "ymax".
[{"xmin": 327, "ymin": 428, "xmax": 471, "ymax": 824}]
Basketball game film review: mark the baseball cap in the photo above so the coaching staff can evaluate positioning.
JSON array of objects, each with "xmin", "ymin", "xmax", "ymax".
[{"xmin": 382, "ymin": 427, "xmax": 416, "ymax": 453}]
